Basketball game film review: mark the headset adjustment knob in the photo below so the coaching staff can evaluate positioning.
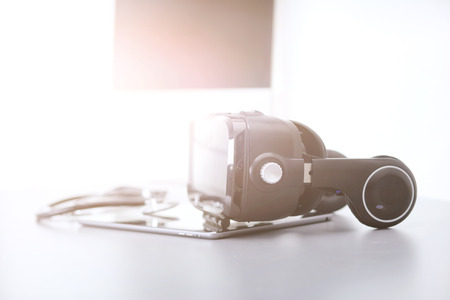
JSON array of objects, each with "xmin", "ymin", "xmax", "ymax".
[{"xmin": 260, "ymin": 162, "xmax": 283, "ymax": 184}]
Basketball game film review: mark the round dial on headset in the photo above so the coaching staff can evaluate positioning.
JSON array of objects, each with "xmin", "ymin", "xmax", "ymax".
[{"xmin": 260, "ymin": 162, "xmax": 283, "ymax": 184}]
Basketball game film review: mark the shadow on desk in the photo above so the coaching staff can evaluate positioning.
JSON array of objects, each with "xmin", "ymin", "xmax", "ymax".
[{"xmin": 0, "ymin": 190, "xmax": 449, "ymax": 300}]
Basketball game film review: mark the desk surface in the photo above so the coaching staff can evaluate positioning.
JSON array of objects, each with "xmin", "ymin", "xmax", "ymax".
[{"xmin": 1, "ymin": 189, "xmax": 449, "ymax": 300}]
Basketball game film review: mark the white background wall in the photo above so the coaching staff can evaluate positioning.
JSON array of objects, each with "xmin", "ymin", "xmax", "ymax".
[
  {"xmin": 0, "ymin": 1, "xmax": 271, "ymax": 195},
  {"xmin": 1, "ymin": 0, "xmax": 449, "ymax": 201},
  {"xmin": 272, "ymin": 0, "xmax": 450, "ymax": 201}
]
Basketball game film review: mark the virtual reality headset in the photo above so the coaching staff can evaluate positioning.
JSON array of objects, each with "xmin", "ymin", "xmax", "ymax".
[{"xmin": 188, "ymin": 111, "xmax": 416, "ymax": 229}]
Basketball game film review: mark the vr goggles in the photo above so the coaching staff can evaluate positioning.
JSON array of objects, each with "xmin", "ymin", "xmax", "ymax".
[{"xmin": 188, "ymin": 111, "xmax": 416, "ymax": 230}]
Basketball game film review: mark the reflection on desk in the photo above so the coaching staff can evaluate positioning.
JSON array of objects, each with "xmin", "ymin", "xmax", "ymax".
[{"xmin": 0, "ymin": 190, "xmax": 449, "ymax": 300}]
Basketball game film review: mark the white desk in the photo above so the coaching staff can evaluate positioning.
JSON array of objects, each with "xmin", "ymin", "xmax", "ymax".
[{"xmin": 1, "ymin": 189, "xmax": 449, "ymax": 300}]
